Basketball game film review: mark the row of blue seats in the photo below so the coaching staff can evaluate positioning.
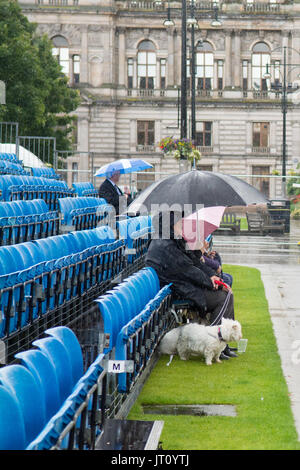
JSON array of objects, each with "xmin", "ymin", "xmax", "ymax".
[
  {"xmin": 0, "ymin": 152, "xmax": 20, "ymax": 163},
  {"xmin": 0, "ymin": 226, "xmax": 123, "ymax": 338},
  {"xmin": 0, "ymin": 268, "xmax": 171, "ymax": 449},
  {"xmin": 31, "ymin": 167, "xmax": 61, "ymax": 180},
  {"xmin": 116, "ymin": 283, "xmax": 171, "ymax": 392},
  {"xmin": 58, "ymin": 196, "xmax": 112, "ymax": 227},
  {"xmin": 0, "ymin": 326, "xmax": 91, "ymax": 450},
  {"xmin": 0, "ymin": 175, "xmax": 75, "ymax": 210},
  {"xmin": 95, "ymin": 266, "xmax": 171, "ymax": 393},
  {"xmin": 95, "ymin": 267, "xmax": 161, "ymax": 354},
  {"xmin": 31, "ymin": 269, "xmax": 171, "ymax": 449},
  {"xmin": 0, "ymin": 199, "xmax": 59, "ymax": 245},
  {"xmin": 118, "ymin": 215, "xmax": 153, "ymax": 262},
  {"xmin": 0, "ymin": 160, "xmax": 28, "ymax": 176},
  {"xmin": 72, "ymin": 182, "xmax": 98, "ymax": 197}
]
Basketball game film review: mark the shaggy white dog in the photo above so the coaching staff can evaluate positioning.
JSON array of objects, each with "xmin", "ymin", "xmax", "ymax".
[{"xmin": 159, "ymin": 318, "xmax": 242, "ymax": 366}]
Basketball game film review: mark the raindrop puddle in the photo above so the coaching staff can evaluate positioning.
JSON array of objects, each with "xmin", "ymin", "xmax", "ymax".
[{"xmin": 142, "ymin": 404, "xmax": 237, "ymax": 417}]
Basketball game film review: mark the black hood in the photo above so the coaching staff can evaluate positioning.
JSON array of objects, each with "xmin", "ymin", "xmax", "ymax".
[{"xmin": 152, "ymin": 210, "xmax": 185, "ymax": 240}]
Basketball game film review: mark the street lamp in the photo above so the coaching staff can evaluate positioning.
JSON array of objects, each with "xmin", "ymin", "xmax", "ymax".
[
  {"xmin": 264, "ymin": 46, "xmax": 300, "ymax": 196},
  {"xmin": 163, "ymin": 1, "xmax": 222, "ymax": 142}
]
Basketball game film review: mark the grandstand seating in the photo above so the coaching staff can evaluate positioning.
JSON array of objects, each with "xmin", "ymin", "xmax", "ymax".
[
  {"xmin": 0, "ymin": 175, "xmax": 75, "ymax": 211},
  {"xmin": 117, "ymin": 215, "xmax": 153, "ymax": 262},
  {"xmin": 0, "ymin": 199, "xmax": 59, "ymax": 245},
  {"xmin": 0, "ymin": 159, "xmax": 162, "ymax": 450},
  {"xmin": 0, "ymin": 152, "xmax": 21, "ymax": 164},
  {"xmin": 31, "ymin": 167, "xmax": 61, "ymax": 180},
  {"xmin": 58, "ymin": 196, "xmax": 112, "ymax": 231},
  {"xmin": 0, "ymin": 326, "xmax": 86, "ymax": 449},
  {"xmin": 0, "ymin": 160, "xmax": 29, "ymax": 176},
  {"xmin": 95, "ymin": 267, "xmax": 172, "ymax": 393},
  {"xmin": 0, "ymin": 226, "xmax": 124, "ymax": 338},
  {"xmin": 72, "ymin": 182, "xmax": 98, "ymax": 197},
  {"xmin": 0, "ymin": 264, "xmax": 172, "ymax": 450}
]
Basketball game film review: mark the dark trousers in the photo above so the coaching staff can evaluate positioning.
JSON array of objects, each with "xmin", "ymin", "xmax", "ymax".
[{"xmin": 203, "ymin": 289, "xmax": 234, "ymax": 325}]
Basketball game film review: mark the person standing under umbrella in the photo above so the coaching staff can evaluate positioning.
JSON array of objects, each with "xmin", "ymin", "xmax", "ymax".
[{"xmin": 98, "ymin": 170, "xmax": 124, "ymax": 216}]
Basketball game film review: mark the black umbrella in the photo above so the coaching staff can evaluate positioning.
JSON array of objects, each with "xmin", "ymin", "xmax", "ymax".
[{"xmin": 128, "ymin": 170, "xmax": 269, "ymax": 214}]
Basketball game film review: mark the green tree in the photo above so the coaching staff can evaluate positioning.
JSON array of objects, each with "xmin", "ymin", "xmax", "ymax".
[
  {"xmin": 287, "ymin": 165, "xmax": 300, "ymax": 197},
  {"xmin": 0, "ymin": 0, "xmax": 80, "ymax": 150}
]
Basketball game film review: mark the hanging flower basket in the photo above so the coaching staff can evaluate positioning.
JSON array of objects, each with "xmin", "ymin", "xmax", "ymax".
[{"xmin": 158, "ymin": 136, "xmax": 201, "ymax": 162}]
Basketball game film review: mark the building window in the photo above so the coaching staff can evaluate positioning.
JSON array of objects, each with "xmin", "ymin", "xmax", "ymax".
[
  {"xmin": 128, "ymin": 58, "xmax": 133, "ymax": 89},
  {"xmin": 72, "ymin": 55, "xmax": 80, "ymax": 84},
  {"xmin": 242, "ymin": 60, "xmax": 248, "ymax": 91},
  {"xmin": 252, "ymin": 122, "xmax": 269, "ymax": 148},
  {"xmin": 252, "ymin": 42, "xmax": 270, "ymax": 91},
  {"xmin": 252, "ymin": 166, "xmax": 270, "ymax": 198},
  {"xmin": 195, "ymin": 121, "xmax": 212, "ymax": 146},
  {"xmin": 52, "ymin": 35, "xmax": 69, "ymax": 76},
  {"xmin": 197, "ymin": 164, "xmax": 213, "ymax": 171},
  {"xmin": 137, "ymin": 40, "xmax": 156, "ymax": 89},
  {"xmin": 137, "ymin": 121, "xmax": 155, "ymax": 149},
  {"xmin": 196, "ymin": 42, "xmax": 214, "ymax": 91},
  {"xmin": 160, "ymin": 59, "xmax": 166, "ymax": 89}
]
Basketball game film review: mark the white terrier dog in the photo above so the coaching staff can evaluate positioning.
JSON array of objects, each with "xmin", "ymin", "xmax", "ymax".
[{"xmin": 159, "ymin": 318, "xmax": 242, "ymax": 366}]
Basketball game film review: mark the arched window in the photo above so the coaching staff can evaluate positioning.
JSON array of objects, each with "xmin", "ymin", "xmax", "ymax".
[
  {"xmin": 52, "ymin": 35, "xmax": 69, "ymax": 75},
  {"xmin": 137, "ymin": 40, "xmax": 156, "ymax": 89},
  {"xmin": 194, "ymin": 41, "xmax": 214, "ymax": 91},
  {"xmin": 251, "ymin": 42, "xmax": 270, "ymax": 91}
]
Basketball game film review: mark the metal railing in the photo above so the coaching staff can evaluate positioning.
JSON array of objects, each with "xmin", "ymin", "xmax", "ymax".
[{"xmin": 243, "ymin": 1, "xmax": 281, "ymax": 13}]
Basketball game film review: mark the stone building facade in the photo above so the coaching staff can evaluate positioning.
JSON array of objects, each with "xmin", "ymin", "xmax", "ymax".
[{"xmin": 19, "ymin": 0, "xmax": 300, "ymax": 197}]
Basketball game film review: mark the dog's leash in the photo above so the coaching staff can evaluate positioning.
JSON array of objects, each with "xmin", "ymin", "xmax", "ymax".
[{"xmin": 210, "ymin": 290, "xmax": 232, "ymax": 326}]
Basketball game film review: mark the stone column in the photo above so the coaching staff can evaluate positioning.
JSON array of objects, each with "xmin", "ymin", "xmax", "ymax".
[
  {"xmin": 118, "ymin": 27, "xmax": 126, "ymax": 87},
  {"xmin": 224, "ymin": 29, "xmax": 232, "ymax": 87},
  {"xmin": 166, "ymin": 26, "xmax": 175, "ymax": 86},
  {"xmin": 174, "ymin": 29, "xmax": 180, "ymax": 86},
  {"xmin": 291, "ymin": 30, "xmax": 300, "ymax": 83},
  {"xmin": 80, "ymin": 25, "xmax": 89, "ymax": 84},
  {"xmin": 233, "ymin": 30, "xmax": 241, "ymax": 88}
]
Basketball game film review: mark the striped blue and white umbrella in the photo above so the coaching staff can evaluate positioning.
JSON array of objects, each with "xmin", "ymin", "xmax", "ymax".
[{"xmin": 94, "ymin": 158, "xmax": 153, "ymax": 177}]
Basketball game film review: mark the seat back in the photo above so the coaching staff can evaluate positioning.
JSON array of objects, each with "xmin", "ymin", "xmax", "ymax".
[
  {"xmin": 0, "ymin": 385, "xmax": 26, "ymax": 450},
  {"xmin": 0, "ymin": 365, "xmax": 46, "ymax": 446}
]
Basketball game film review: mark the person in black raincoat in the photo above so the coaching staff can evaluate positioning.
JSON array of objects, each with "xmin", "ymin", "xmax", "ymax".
[{"xmin": 145, "ymin": 210, "xmax": 237, "ymax": 358}]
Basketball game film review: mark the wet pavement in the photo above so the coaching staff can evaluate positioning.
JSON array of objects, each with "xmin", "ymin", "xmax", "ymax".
[
  {"xmin": 214, "ymin": 220, "xmax": 300, "ymax": 440},
  {"xmin": 214, "ymin": 219, "xmax": 300, "ymax": 266}
]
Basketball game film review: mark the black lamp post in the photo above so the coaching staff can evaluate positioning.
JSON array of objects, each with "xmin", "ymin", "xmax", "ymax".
[
  {"xmin": 163, "ymin": 2, "xmax": 221, "ymax": 143},
  {"xmin": 264, "ymin": 46, "xmax": 300, "ymax": 196},
  {"xmin": 181, "ymin": 0, "xmax": 187, "ymax": 139}
]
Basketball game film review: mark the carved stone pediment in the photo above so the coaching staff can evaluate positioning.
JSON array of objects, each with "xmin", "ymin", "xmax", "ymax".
[{"xmin": 36, "ymin": 23, "xmax": 81, "ymax": 45}]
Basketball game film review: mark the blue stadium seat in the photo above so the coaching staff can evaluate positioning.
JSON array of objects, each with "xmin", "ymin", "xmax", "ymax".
[
  {"xmin": 32, "ymin": 337, "xmax": 74, "ymax": 403},
  {"xmin": 0, "ymin": 385, "xmax": 26, "ymax": 450},
  {"xmin": 0, "ymin": 365, "xmax": 46, "ymax": 446},
  {"xmin": 72, "ymin": 182, "xmax": 98, "ymax": 197},
  {"xmin": 15, "ymin": 349, "xmax": 61, "ymax": 423},
  {"xmin": 45, "ymin": 326, "xmax": 84, "ymax": 386}
]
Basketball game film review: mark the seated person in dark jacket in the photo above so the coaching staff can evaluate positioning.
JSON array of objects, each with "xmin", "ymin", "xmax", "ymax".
[
  {"xmin": 145, "ymin": 210, "xmax": 237, "ymax": 358},
  {"xmin": 200, "ymin": 238, "xmax": 233, "ymax": 287},
  {"xmin": 98, "ymin": 170, "xmax": 124, "ymax": 216}
]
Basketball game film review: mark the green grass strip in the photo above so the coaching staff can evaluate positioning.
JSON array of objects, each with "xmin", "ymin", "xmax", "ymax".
[{"xmin": 128, "ymin": 265, "xmax": 300, "ymax": 450}]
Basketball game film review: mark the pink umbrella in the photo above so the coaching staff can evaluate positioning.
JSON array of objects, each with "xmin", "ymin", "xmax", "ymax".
[{"xmin": 182, "ymin": 206, "xmax": 226, "ymax": 250}]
